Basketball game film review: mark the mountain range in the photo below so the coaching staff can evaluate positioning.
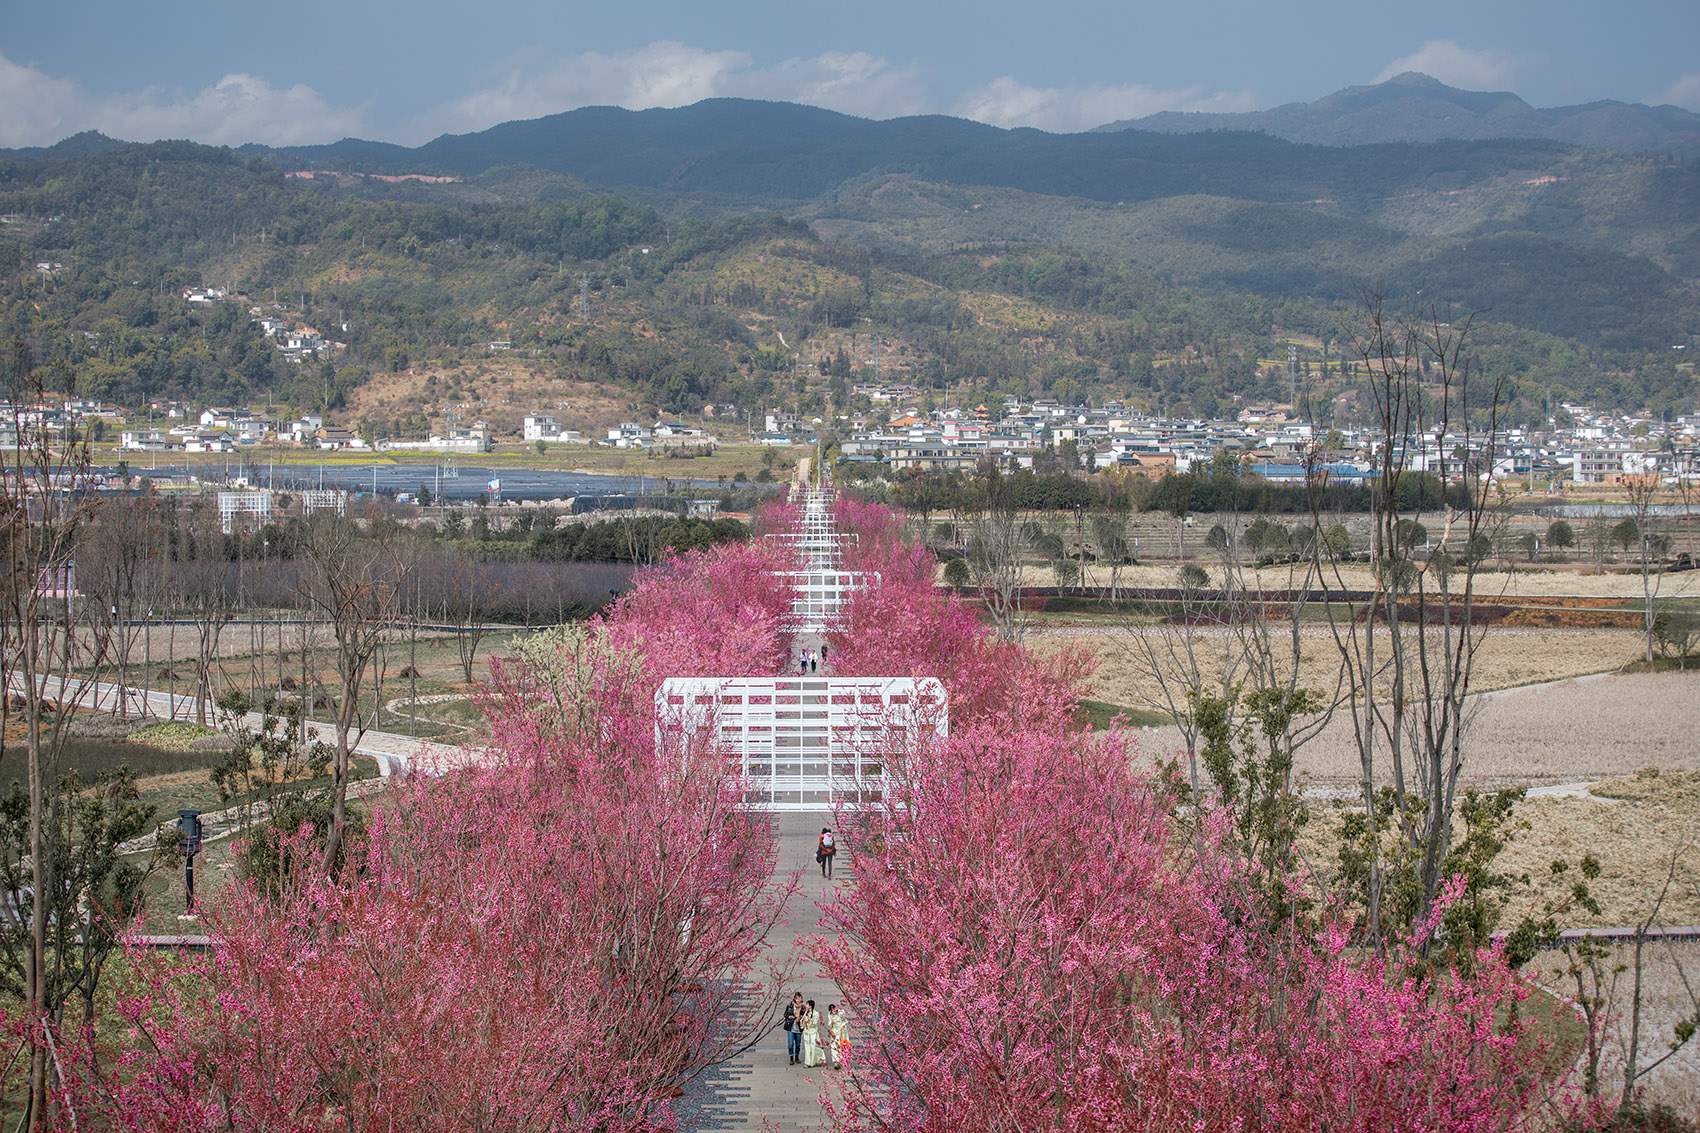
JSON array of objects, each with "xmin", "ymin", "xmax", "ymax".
[
  {"xmin": 207, "ymin": 75, "xmax": 1700, "ymax": 202},
  {"xmin": 1095, "ymin": 71, "xmax": 1700, "ymax": 155},
  {"xmin": 1, "ymin": 74, "xmax": 1696, "ymax": 419}
]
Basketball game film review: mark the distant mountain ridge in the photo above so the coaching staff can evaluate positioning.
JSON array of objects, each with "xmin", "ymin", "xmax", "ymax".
[
  {"xmin": 206, "ymin": 98, "xmax": 1604, "ymax": 211},
  {"xmin": 1094, "ymin": 72, "xmax": 1700, "ymax": 155}
]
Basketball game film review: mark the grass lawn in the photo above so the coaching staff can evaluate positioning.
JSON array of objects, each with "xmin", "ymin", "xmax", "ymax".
[{"xmin": 1072, "ymin": 699, "xmax": 1171, "ymax": 730}]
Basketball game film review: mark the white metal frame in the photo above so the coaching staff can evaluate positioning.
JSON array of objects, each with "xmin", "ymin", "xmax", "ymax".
[
  {"xmin": 765, "ymin": 487, "xmax": 867, "ymax": 632},
  {"xmin": 217, "ymin": 491, "xmax": 271, "ymax": 533},
  {"xmin": 656, "ymin": 676, "xmax": 948, "ymax": 810}
]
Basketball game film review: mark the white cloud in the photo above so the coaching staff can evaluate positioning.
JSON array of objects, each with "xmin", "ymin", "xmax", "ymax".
[
  {"xmin": 419, "ymin": 42, "xmax": 930, "ymax": 141},
  {"xmin": 729, "ymin": 51, "xmax": 929, "ymax": 121},
  {"xmin": 1375, "ymin": 40, "xmax": 1528, "ymax": 91},
  {"xmin": 1646, "ymin": 73, "xmax": 1700, "ymax": 111},
  {"xmin": 951, "ymin": 77, "xmax": 1260, "ymax": 132},
  {"xmin": 427, "ymin": 42, "xmax": 749, "ymax": 138},
  {"xmin": 0, "ymin": 53, "xmax": 367, "ymax": 148}
]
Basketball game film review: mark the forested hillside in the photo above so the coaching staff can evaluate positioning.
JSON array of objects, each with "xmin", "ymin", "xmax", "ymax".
[{"xmin": 0, "ymin": 133, "xmax": 1694, "ymax": 423}]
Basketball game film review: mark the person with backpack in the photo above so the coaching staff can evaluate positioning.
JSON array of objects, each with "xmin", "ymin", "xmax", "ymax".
[{"xmin": 817, "ymin": 828, "xmax": 836, "ymax": 878}]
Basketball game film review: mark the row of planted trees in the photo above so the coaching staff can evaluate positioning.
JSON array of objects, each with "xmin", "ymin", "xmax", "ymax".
[
  {"xmin": 0, "ymin": 338, "xmax": 645, "ymax": 1127},
  {"xmin": 0, "ymin": 313, "xmax": 1674, "ymax": 1128},
  {"xmin": 0, "ymin": 470, "xmax": 1587, "ymax": 1130},
  {"xmin": 8, "ymin": 464, "xmax": 1678, "ymax": 1129}
]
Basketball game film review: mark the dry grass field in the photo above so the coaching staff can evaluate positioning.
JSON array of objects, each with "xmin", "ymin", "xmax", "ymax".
[
  {"xmin": 1031, "ymin": 624, "xmax": 1653, "ymax": 714},
  {"xmin": 946, "ymin": 557, "xmax": 1700, "ymax": 600},
  {"xmin": 1282, "ymin": 725, "xmax": 1700, "ymax": 1109},
  {"xmin": 1291, "ymin": 767, "xmax": 1700, "ymax": 928},
  {"xmin": 1526, "ymin": 939, "xmax": 1700, "ymax": 1111},
  {"xmin": 1105, "ymin": 669, "xmax": 1700, "ymax": 789},
  {"xmin": 1498, "ymin": 769, "xmax": 1700, "ymax": 928}
]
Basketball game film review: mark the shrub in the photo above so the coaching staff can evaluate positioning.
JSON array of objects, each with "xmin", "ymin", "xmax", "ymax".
[{"xmin": 127, "ymin": 721, "xmax": 218, "ymax": 751}]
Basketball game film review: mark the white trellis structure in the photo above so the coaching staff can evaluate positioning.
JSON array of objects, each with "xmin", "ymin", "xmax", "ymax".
[
  {"xmin": 656, "ymin": 676, "xmax": 948, "ymax": 810},
  {"xmin": 766, "ymin": 486, "xmax": 867, "ymax": 634},
  {"xmin": 217, "ymin": 491, "xmax": 271, "ymax": 534}
]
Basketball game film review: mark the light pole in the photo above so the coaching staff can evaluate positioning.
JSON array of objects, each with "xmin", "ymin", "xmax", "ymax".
[{"xmin": 178, "ymin": 809, "xmax": 203, "ymax": 914}]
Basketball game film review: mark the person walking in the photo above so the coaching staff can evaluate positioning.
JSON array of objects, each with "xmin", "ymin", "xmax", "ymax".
[
  {"xmin": 782, "ymin": 992, "xmax": 805, "ymax": 1065},
  {"xmin": 809, "ymin": 650, "xmax": 818, "ymax": 673},
  {"xmin": 826, "ymin": 1004, "xmax": 849, "ymax": 1070},
  {"xmin": 801, "ymin": 1000, "xmax": 824, "ymax": 1067},
  {"xmin": 817, "ymin": 828, "xmax": 836, "ymax": 878},
  {"xmin": 798, "ymin": 652, "xmax": 808, "ymax": 676}
]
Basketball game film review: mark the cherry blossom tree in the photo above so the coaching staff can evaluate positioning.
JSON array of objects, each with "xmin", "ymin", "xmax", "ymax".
[
  {"xmin": 59, "ymin": 540, "xmax": 801, "ymax": 1133},
  {"xmin": 812, "ymin": 496, "xmax": 1564, "ymax": 1133},
  {"xmin": 817, "ymin": 706, "xmax": 1561, "ymax": 1132}
]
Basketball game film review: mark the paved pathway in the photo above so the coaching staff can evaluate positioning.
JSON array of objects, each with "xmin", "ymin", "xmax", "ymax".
[
  {"xmin": 23, "ymin": 675, "xmax": 472, "ymax": 776},
  {"xmin": 683, "ymin": 810, "xmax": 853, "ymax": 1132}
]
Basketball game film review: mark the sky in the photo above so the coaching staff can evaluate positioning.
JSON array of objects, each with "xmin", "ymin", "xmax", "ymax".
[{"xmin": 2, "ymin": 0, "xmax": 1698, "ymax": 149}]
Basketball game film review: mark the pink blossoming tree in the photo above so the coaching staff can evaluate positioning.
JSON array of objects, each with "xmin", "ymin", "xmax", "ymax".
[
  {"xmin": 58, "ymin": 540, "xmax": 802, "ymax": 1132},
  {"xmin": 813, "ymin": 497, "xmax": 1564, "ymax": 1133}
]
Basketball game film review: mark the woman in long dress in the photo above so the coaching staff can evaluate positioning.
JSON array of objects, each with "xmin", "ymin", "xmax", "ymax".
[
  {"xmin": 826, "ymin": 1004, "xmax": 849, "ymax": 1069},
  {"xmin": 801, "ymin": 1000, "xmax": 824, "ymax": 1067}
]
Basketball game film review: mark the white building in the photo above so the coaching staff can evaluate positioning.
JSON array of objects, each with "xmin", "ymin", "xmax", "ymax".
[
  {"xmin": 119, "ymin": 429, "xmax": 173, "ymax": 451},
  {"xmin": 523, "ymin": 414, "xmax": 561, "ymax": 442},
  {"xmin": 607, "ymin": 422, "xmax": 653, "ymax": 449}
]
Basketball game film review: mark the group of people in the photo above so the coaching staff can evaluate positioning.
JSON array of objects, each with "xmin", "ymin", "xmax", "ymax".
[
  {"xmin": 781, "ymin": 993, "xmax": 848, "ymax": 1068},
  {"xmin": 796, "ymin": 645, "xmax": 826, "ymax": 674}
]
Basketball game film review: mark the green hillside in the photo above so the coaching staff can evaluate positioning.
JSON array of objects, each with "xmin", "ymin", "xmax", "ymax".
[{"xmin": 0, "ymin": 137, "xmax": 1694, "ymax": 426}]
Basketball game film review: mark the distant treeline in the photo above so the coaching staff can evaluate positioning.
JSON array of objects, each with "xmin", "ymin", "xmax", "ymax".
[
  {"xmin": 519, "ymin": 515, "xmax": 750, "ymax": 563},
  {"xmin": 860, "ymin": 464, "xmax": 1464, "ymax": 516}
]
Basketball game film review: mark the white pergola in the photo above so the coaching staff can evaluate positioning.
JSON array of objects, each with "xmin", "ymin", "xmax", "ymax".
[
  {"xmin": 656, "ymin": 676, "xmax": 948, "ymax": 810},
  {"xmin": 766, "ymin": 487, "xmax": 867, "ymax": 633},
  {"xmin": 217, "ymin": 491, "xmax": 271, "ymax": 534}
]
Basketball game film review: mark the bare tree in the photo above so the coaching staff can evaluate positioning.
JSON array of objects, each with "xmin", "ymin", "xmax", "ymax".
[
  {"xmin": 297, "ymin": 514, "xmax": 411, "ymax": 872},
  {"xmin": 1546, "ymin": 839, "xmax": 1700, "ymax": 1109},
  {"xmin": 423, "ymin": 551, "xmax": 506, "ymax": 684},
  {"xmin": 964, "ymin": 458, "xmax": 1028, "ymax": 642},
  {"xmin": 1308, "ymin": 294, "xmax": 1511, "ymax": 947},
  {"xmin": 1118, "ymin": 551, "xmax": 1245, "ymax": 796},
  {"xmin": 78, "ymin": 494, "xmax": 164, "ymax": 717},
  {"xmin": 1119, "ymin": 482, "xmax": 1336, "ymax": 828},
  {"xmin": 1625, "ymin": 471, "xmax": 1671, "ymax": 666},
  {"xmin": 0, "ymin": 339, "xmax": 158, "ymax": 1129},
  {"xmin": 1091, "ymin": 510, "xmax": 1132, "ymax": 602},
  {"xmin": 177, "ymin": 498, "xmax": 237, "ymax": 725}
]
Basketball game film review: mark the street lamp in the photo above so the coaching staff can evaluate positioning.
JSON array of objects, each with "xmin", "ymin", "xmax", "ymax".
[{"xmin": 178, "ymin": 809, "xmax": 203, "ymax": 914}]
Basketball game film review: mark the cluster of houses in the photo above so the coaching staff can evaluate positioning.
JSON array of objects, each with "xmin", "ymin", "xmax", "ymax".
[
  {"xmin": 113, "ymin": 405, "xmax": 723, "ymax": 456},
  {"xmin": 0, "ymin": 398, "xmax": 111, "ymax": 448},
  {"xmin": 829, "ymin": 398, "xmax": 1700, "ymax": 487},
  {"xmin": 119, "ymin": 408, "xmax": 496, "ymax": 454},
  {"xmin": 602, "ymin": 420, "xmax": 715, "ymax": 450},
  {"xmin": 177, "ymin": 286, "xmax": 344, "ymax": 363},
  {"xmin": 19, "ymin": 384, "xmax": 1692, "ymax": 488},
  {"xmin": 522, "ymin": 414, "xmax": 717, "ymax": 450},
  {"xmin": 252, "ymin": 313, "xmax": 340, "ymax": 363}
]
